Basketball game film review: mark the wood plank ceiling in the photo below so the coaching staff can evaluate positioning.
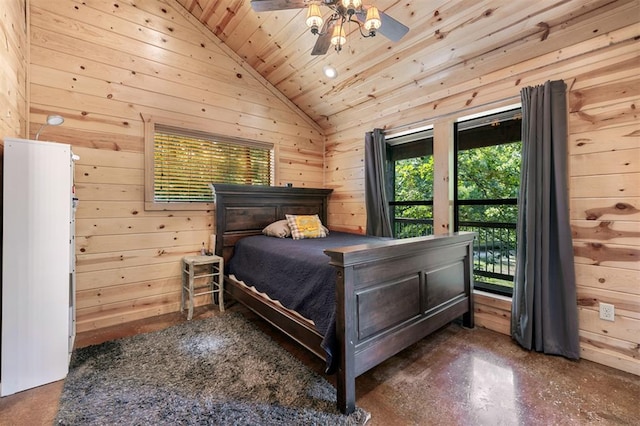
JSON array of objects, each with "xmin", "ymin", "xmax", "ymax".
[{"xmin": 176, "ymin": 0, "xmax": 637, "ymax": 131}]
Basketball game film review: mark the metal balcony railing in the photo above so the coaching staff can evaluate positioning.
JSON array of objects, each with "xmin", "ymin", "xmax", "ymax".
[
  {"xmin": 393, "ymin": 217, "xmax": 434, "ymax": 237},
  {"xmin": 458, "ymin": 221, "xmax": 517, "ymax": 295},
  {"xmin": 391, "ymin": 200, "xmax": 434, "ymax": 238}
]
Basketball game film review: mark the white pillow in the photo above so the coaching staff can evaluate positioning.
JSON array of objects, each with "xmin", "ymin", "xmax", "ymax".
[{"xmin": 262, "ymin": 219, "xmax": 291, "ymax": 238}]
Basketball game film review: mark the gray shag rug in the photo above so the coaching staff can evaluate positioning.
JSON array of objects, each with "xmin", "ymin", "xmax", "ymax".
[{"xmin": 55, "ymin": 312, "xmax": 370, "ymax": 425}]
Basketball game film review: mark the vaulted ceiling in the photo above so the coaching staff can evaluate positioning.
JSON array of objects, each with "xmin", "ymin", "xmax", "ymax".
[{"xmin": 176, "ymin": 0, "xmax": 636, "ymax": 131}]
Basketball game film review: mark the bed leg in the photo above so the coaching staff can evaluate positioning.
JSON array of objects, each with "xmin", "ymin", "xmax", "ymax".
[
  {"xmin": 463, "ymin": 309, "xmax": 474, "ymax": 329},
  {"xmin": 463, "ymin": 240, "xmax": 475, "ymax": 329},
  {"xmin": 335, "ymin": 266, "xmax": 357, "ymax": 414},
  {"xmin": 337, "ymin": 368, "xmax": 356, "ymax": 415}
]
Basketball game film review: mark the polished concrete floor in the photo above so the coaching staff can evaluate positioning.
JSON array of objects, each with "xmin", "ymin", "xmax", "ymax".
[{"xmin": 1, "ymin": 304, "xmax": 638, "ymax": 425}]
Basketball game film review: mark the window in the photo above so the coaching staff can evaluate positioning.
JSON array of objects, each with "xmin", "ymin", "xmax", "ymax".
[
  {"xmin": 386, "ymin": 128, "xmax": 434, "ymax": 237},
  {"xmin": 455, "ymin": 108, "xmax": 522, "ymax": 296},
  {"xmin": 144, "ymin": 117, "xmax": 273, "ymax": 210},
  {"xmin": 382, "ymin": 109, "xmax": 521, "ymax": 296}
]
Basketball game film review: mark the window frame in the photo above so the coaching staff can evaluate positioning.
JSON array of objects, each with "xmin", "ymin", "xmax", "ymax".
[
  {"xmin": 454, "ymin": 106, "xmax": 522, "ymax": 297},
  {"xmin": 386, "ymin": 127, "xmax": 435, "ymax": 238},
  {"xmin": 143, "ymin": 115, "xmax": 275, "ymax": 211}
]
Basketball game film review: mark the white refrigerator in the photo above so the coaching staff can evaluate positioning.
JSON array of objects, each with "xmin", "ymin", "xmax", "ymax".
[{"xmin": 1, "ymin": 137, "xmax": 77, "ymax": 396}]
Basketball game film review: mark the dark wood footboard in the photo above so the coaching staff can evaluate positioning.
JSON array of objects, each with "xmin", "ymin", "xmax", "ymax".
[
  {"xmin": 211, "ymin": 184, "xmax": 475, "ymax": 415},
  {"xmin": 325, "ymin": 232, "xmax": 475, "ymax": 413}
]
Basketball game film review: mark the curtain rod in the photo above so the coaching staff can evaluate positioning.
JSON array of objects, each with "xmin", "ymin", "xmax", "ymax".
[{"xmin": 383, "ymin": 94, "xmax": 521, "ymax": 136}]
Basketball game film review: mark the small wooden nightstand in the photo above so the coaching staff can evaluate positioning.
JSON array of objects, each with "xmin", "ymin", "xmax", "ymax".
[{"xmin": 181, "ymin": 255, "xmax": 224, "ymax": 320}]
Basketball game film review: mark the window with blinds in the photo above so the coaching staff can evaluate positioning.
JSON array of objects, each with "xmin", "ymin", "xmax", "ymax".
[{"xmin": 153, "ymin": 124, "xmax": 273, "ymax": 202}]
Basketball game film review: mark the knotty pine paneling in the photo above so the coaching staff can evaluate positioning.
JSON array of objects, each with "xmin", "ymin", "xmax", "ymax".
[
  {"xmin": 76, "ymin": 292, "xmax": 180, "ymax": 333},
  {"xmin": 72, "ymin": 147, "xmax": 213, "ymax": 330},
  {"xmin": 76, "ymin": 276, "xmax": 181, "ymax": 310},
  {"xmin": 571, "ymin": 148, "xmax": 640, "ymax": 177},
  {"xmin": 324, "ymin": 23, "xmax": 640, "ymax": 374},
  {"xmin": 473, "ymin": 292, "xmax": 511, "ymax": 336},
  {"xmin": 577, "ymin": 287, "xmax": 640, "ymax": 320},
  {"xmin": 573, "ymin": 242, "xmax": 639, "ymax": 271},
  {"xmin": 579, "ymin": 329, "xmax": 640, "ymax": 370},
  {"xmin": 76, "ymin": 200, "xmax": 200, "ymax": 219},
  {"xmin": 371, "ymin": 2, "xmax": 637, "ymax": 130},
  {"xmin": 76, "ymin": 229, "xmax": 210, "ymax": 255},
  {"xmin": 569, "ymin": 123, "xmax": 640, "ymax": 156},
  {"xmin": 571, "ymin": 220, "xmax": 640, "ymax": 245},
  {"xmin": 570, "ymin": 173, "xmax": 640, "ymax": 198},
  {"xmin": 28, "ymin": 0, "xmax": 324, "ymax": 331},
  {"xmin": 76, "ymin": 216, "xmax": 212, "ymax": 237},
  {"xmin": 0, "ymin": 1, "xmax": 27, "ymax": 139},
  {"xmin": 77, "ymin": 263, "xmax": 182, "ymax": 292},
  {"xmin": 326, "ymin": 24, "xmax": 639, "ymax": 139},
  {"xmin": 76, "ymin": 247, "xmax": 197, "ymax": 273},
  {"xmin": 570, "ymin": 198, "xmax": 640, "ymax": 221},
  {"xmin": 574, "ymin": 263, "xmax": 640, "ymax": 295}
]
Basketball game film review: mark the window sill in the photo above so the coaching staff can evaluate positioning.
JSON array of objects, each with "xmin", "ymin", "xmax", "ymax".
[
  {"xmin": 473, "ymin": 290, "xmax": 512, "ymax": 336},
  {"xmin": 474, "ymin": 289, "xmax": 512, "ymax": 310},
  {"xmin": 144, "ymin": 201, "xmax": 214, "ymax": 212}
]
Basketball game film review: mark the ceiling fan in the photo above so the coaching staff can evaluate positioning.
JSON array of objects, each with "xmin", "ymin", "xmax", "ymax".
[{"xmin": 250, "ymin": 0, "xmax": 410, "ymax": 55}]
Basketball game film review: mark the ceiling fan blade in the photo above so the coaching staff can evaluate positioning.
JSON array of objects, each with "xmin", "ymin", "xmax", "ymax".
[
  {"xmin": 356, "ymin": 9, "xmax": 409, "ymax": 42},
  {"xmin": 377, "ymin": 11, "xmax": 409, "ymax": 42},
  {"xmin": 311, "ymin": 19, "xmax": 336, "ymax": 55},
  {"xmin": 250, "ymin": 0, "xmax": 310, "ymax": 12}
]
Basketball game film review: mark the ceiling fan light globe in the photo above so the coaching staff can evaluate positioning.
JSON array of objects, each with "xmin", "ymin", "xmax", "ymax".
[
  {"xmin": 341, "ymin": 0, "xmax": 361, "ymax": 15},
  {"xmin": 306, "ymin": 4, "xmax": 324, "ymax": 30},
  {"xmin": 330, "ymin": 25, "xmax": 346, "ymax": 47},
  {"xmin": 364, "ymin": 7, "xmax": 382, "ymax": 31},
  {"xmin": 341, "ymin": 0, "xmax": 362, "ymax": 9}
]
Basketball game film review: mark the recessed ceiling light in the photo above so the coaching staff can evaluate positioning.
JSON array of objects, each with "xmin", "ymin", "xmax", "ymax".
[{"xmin": 323, "ymin": 65, "xmax": 338, "ymax": 79}]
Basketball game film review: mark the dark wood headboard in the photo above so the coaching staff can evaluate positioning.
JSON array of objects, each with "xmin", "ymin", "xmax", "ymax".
[{"xmin": 211, "ymin": 184, "xmax": 333, "ymax": 264}]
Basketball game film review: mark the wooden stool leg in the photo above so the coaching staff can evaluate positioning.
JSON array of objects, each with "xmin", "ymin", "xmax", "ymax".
[
  {"xmin": 180, "ymin": 260, "xmax": 186, "ymax": 314},
  {"xmin": 188, "ymin": 262, "xmax": 195, "ymax": 320},
  {"xmin": 210, "ymin": 263, "xmax": 215, "ymax": 306}
]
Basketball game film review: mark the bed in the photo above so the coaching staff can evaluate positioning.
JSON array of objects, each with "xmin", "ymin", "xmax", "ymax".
[{"xmin": 211, "ymin": 183, "xmax": 475, "ymax": 414}]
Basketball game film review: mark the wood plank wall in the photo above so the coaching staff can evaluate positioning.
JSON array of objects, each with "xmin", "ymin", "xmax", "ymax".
[
  {"xmin": 0, "ymin": 0, "xmax": 28, "ymax": 262},
  {"xmin": 569, "ymin": 68, "xmax": 639, "ymax": 376},
  {"xmin": 27, "ymin": 0, "xmax": 324, "ymax": 332},
  {"xmin": 324, "ymin": 18, "xmax": 639, "ymax": 375},
  {"xmin": 0, "ymin": 0, "xmax": 28, "ymax": 139}
]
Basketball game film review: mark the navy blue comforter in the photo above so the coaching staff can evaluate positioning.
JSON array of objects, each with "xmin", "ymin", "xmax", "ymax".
[{"xmin": 228, "ymin": 231, "xmax": 385, "ymax": 371}]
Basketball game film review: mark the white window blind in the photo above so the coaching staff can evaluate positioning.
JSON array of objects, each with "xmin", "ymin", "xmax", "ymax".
[{"xmin": 153, "ymin": 125, "xmax": 273, "ymax": 202}]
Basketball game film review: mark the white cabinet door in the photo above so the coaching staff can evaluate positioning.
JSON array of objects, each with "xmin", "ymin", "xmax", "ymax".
[{"xmin": 1, "ymin": 138, "xmax": 72, "ymax": 396}]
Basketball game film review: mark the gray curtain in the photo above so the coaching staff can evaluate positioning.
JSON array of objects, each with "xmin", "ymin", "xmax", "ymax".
[
  {"xmin": 364, "ymin": 129, "xmax": 393, "ymax": 237},
  {"xmin": 511, "ymin": 80, "xmax": 580, "ymax": 360}
]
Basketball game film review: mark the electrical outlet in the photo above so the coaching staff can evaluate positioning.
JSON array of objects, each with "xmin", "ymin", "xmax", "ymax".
[{"xmin": 599, "ymin": 302, "xmax": 615, "ymax": 321}]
